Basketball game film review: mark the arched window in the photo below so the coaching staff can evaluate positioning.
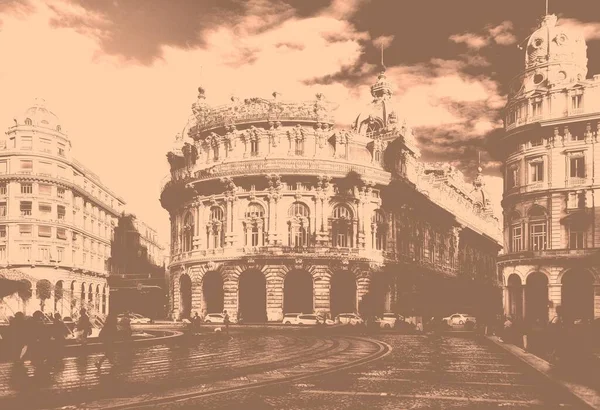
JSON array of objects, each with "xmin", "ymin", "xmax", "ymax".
[
  {"xmin": 332, "ymin": 204, "xmax": 354, "ymax": 248},
  {"xmin": 372, "ymin": 209, "xmax": 386, "ymax": 250},
  {"xmin": 528, "ymin": 205, "xmax": 547, "ymax": 251},
  {"xmin": 182, "ymin": 212, "xmax": 194, "ymax": 252},
  {"xmin": 374, "ymin": 150, "xmax": 381, "ymax": 163},
  {"xmin": 24, "ymin": 118, "xmax": 32, "ymax": 126},
  {"xmin": 360, "ymin": 117, "xmax": 383, "ymax": 136},
  {"xmin": 207, "ymin": 206, "xmax": 225, "ymax": 249},
  {"xmin": 288, "ymin": 202, "xmax": 310, "ymax": 247},
  {"xmin": 295, "ymin": 138, "xmax": 304, "ymax": 156},
  {"xmin": 250, "ymin": 139, "xmax": 259, "ymax": 156},
  {"xmin": 244, "ymin": 203, "xmax": 265, "ymax": 247},
  {"xmin": 56, "ymin": 125, "xmax": 62, "ymax": 132},
  {"xmin": 508, "ymin": 210, "xmax": 522, "ymax": 252}
]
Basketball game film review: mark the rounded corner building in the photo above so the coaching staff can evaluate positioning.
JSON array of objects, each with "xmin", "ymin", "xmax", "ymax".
[
  {"xmin": 162, "ymin": 68, "xmax": 503, "ymax": 322},
  {"xmin": 496, "ymin": 13, "xmax": 600, "ymax": 324},
  {"xmin": 0, "ymin": 98, "xmax": 124, "ymax": 321}
]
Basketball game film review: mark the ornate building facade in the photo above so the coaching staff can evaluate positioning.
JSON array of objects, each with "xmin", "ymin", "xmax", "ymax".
[
  {"xmin": 496, "ymin": 14, "xmax": 600, "ymax": 324},
  {"xmin": 0, "ymin": 99, "xmax": 125, "ymax": 321},
  {"xmin": 161, "ymin": 69, "xmax": 502, "ymax": 322}
]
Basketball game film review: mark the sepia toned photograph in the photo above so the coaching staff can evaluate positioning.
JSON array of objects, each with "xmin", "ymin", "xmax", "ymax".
[{"xmin": 0, "ymin": 0, "xmax": 599, "ymax": 408}]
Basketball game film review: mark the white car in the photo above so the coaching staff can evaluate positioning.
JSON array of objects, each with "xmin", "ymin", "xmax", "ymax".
[
  {"xmin": 117, "ymin": 313, "xmax": 152, "ymax": 324},
  {"xmin": 378, "ymin": 313, "xmax": 403, "ymax": 329},
  {"xmin": 204, "ymin": 313, "xmax": 226, "ymax": 324},
  {"xmin": 443, "ymin": 313, "xmax": 476, "ymax": 327},
  {"xmin": 296, "ymin": 314, "xmax": 321, "ymax": 325},
  {"xmin": 282, "ymin": 313, "xmax": 301, "ymax": 325},
  {"xmin": 336, "ymin": 313, "xmax": 364, "ymax": 326}
]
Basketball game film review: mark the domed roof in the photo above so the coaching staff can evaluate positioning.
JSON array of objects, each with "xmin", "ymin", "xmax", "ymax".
[
  {"xmin": 15, "ymin": 98, "xmax": 63, "ymax": 132},
  {"xmin": 525, "ymin": 14, "xmax": 587, "ymax": 81}
]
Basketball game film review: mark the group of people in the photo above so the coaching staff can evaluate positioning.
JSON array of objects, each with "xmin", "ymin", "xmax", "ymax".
[
  {"xmin": 501, "ymin": 306, "xmax": 597, "ymax": 367},
  {"xmin": 2, "ymin": 308, "xmax": 135, "ymax": 370},
  {"xmin": 190, "ymin": 310, "xmax": 230, "ymax": 335},
  {"xmin": 3, "ymin": 309, "xmax": 94, "ymax": 365}
]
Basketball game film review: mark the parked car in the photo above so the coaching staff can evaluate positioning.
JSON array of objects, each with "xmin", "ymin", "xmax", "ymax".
[
  {"xmin": 282, "ymin": 313, "xmax": 301, "ymax": 325},
  {"xmin": 296, "ymin": 314, "xmax": 321, "ymax": 325},
  {"xmin": 443, "ymin": 313, "xmax": 476, "ymax": 328},
  {"xmin": 377, "ymin": 313, "xmax": 404, "ymax": 329},
  {"xmin": 204, "ymin": 313, "xmax": 226, "ymax": 324},
  {"xmin": 117, "ymin": 313, "xmax": 152, "ymax": 324},
  {"xmin": 336, "ymin": 313, "xmax": 364, "ymax": 326}
]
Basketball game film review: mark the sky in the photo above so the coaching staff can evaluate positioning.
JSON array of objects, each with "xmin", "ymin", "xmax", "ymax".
[{"xmin": 1, "ymin": 0, "xmax": 600, "ymax": 246}]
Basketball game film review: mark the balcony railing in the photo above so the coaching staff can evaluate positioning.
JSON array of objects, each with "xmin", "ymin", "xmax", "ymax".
[
  {"xmin": 567, "ymin": 177, "xmax": 587, "ymax": 187},
  {"xmin": 498, "ymin": 248, "xmax": 598, "ymax": 263}
]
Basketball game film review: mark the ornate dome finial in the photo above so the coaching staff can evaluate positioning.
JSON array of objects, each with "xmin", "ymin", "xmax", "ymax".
[
  {"xmin": 33, "ymin": 97, "xmax": 46, "ymax": 108},
  {"xmin": 197, "ymin": 86, "xmax": 206, "ymax": 100}
]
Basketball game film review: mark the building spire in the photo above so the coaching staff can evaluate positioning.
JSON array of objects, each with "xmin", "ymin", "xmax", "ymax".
[
  {"xmin": 546, "ymin": 0, "xmax": 549, "ymax": 15},
  {"xmin": 380, "ymin": 44, "xmax": 386, "ymax": 71}
]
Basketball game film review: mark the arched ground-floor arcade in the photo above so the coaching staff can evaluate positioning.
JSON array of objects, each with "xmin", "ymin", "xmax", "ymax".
[
  {"xmin": 500, "ymin": 263, "xmax": 600, "ymax": 323},
  {"xmin": 169, "ymin": 260, "xmax": 503, "ymax": 322},
  {"xmin": 0, "ymin": 267, "xmax": 109, "ymax": 321}
]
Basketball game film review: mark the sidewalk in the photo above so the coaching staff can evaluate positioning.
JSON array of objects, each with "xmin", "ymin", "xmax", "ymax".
[{"xmin": 487, "ymin": 335, "xmax": 600, "ymax": 409}]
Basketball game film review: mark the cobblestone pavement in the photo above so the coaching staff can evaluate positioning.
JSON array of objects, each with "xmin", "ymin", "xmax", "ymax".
[
  {"xmin": 0, "ymin": 330, "xmax": 386, "ymax": 409},
  {"xmin": 0, "ymin": 330, "xmax": 584, "ymax": 409},
  {"xmin": 149, "ymin": 333, "xmax": 582, "ymax": 409}
]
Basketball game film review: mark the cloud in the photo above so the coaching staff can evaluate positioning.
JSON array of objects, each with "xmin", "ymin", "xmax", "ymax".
[
  {"xmin": 0, "ymin": 0, "xmax": 511, "ymax": 242},
  {"xmin": 325, "ymin": 0, "xmax": 370, "ymax": 19},
  {"xmin": 449, "ymin": 33, "xmax": 488, "ymax": 50},
  {"xmin": 559, "ymin": 18, "xmax": 600, "ymax": 41},
  {"xmin": 488, "ymin": 21, "xmax": 516, "ymax": 46},
  {"xmin": 373, "ymin": 35, "xmax": 394, "ymax": 49},
  {"xmin": 450, "ymin": 20, "xmax": 516, "ymax": 50}
]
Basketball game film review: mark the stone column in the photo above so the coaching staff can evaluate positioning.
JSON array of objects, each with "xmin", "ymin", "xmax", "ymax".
[
  {"xmin": 358, "ymin": 196, "xmax": 366, "ymax": 248},
  {"xmin": 356, "ymin": 271, "xmax": 370, "ymax": 310},
  {"xmin": 594, "ymin": 285, "xmax": 600, "ymax": 319},
  {"xmin": 172, "ymin": 278, "xmax": 180, "ymax": 319},
  {"xmin": 222, "ymin": 267, "xmax": 239, "ymax": 320},
  {"xmin": 548, "ymin": 283, "xmax": 561, "ymax": 319},
  {"xmin": 194, "ymin": 202, "xmax": 203, "ymax": 250},
  {"xmin": 312, "ymin": 196, "xmax": 318, "ymax": 243},
  {"xmin": 312, "ymin": 266, "xmax": 331, "ymax": 315},
  {"xmin": 105, "ymin": 285, "xmax": 110, "ymax": 315},
  {"xmin": 225, "ymin": 199, "xmax": 233, "ymax": 247},
  {"xmin": 191, "ymin": 275, "xmax": 202, "ymax": 316},
  {"xmin": 264, "ymin": 265, "xmax": 285, "ymax": 321}
]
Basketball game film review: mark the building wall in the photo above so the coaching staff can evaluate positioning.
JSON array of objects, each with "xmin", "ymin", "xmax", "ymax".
[
  {"xmin": 162, "ymin": 82, "xmax": 502, "ymax": 321},
  {"xmin": 497, "ymin": 14, "xmax": 600, "ymax": 322},
  {"xmin": 0, "ymin": 100, "xmax": 124, "ymax": 319}
]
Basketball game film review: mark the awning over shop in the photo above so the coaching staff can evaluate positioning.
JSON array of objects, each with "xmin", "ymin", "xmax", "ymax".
[
  {"xmin": 0, "ymin": 269, "xmax": 35, "ymax": 298},
  {"xmin": 0, "ymin": 277, "xmax": 30, "ymax": 298}
]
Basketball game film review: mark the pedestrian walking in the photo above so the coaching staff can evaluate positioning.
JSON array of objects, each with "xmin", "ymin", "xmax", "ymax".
[
  {"xmin": 192, "ymin": 312, "xmax": 202, "ymax": 334},
  {"xmin": 76, "ymin": 308, "xmax": 92, "ymax": 345},
  {"xmin": 49, "ymin": 313, "xmax": 72, "ymax": 364},
  {"xmin": 548, "ymin": 306, "xmax": 565, "ymax": 365},
  {"xmin": 29, "ymin": 311, "xmax": 50, "ymax": 366},
  {"xmin": 119, "ymin": 311, "xmax": 133, "ymax": 339},
  {"xmin": 8, "ymin": 312, "xmax": 29, "ymax": 363},
  {"xmin": 223, "ymin": 310, "xmax": 230, "ymax": 336},
  {"xmin": 96, "ymin": 313, "xmax": 119, "ymax": 370}
]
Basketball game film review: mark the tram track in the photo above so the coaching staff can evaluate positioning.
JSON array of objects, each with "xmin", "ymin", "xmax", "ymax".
[
  {"xmin": 84, "ymin": 335, "xmax": 392, "ymax": 410},
  {"xmin": 0, "ymin": 333, "xmax": 391, "ymax": 410}
]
